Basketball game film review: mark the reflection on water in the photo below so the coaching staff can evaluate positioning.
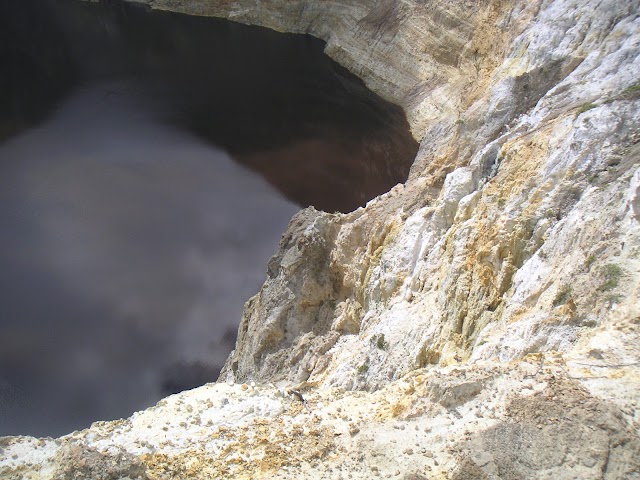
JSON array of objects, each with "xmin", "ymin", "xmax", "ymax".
[{"xmin": 0, "ymin": 81, "xmax": 299, "ymax": 436}]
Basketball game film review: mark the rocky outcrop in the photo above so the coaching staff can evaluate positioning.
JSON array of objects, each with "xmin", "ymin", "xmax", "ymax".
[
  {"xmin": 2, "ymin": 0, "xmax": 640, "ymax": 478},
  {"xmin": 219, "ymin": 0, "xmax": 640, "ymax": 391}
]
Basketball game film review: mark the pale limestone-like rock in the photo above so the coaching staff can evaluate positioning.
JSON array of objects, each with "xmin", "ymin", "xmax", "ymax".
[
  {"xmin": 2, "ymin": 359, "xmax": 639, "ymax": 479},
  {"xmin": 4, "ymin": 0, "xmax": 640, "ymax": 478},
  {"xmin": 625, "ymin": 167, "xmax": 640, "ymax": 220}
]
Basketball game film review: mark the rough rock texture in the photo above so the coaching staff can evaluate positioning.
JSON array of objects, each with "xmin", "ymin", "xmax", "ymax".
[
  {"xmin": 2, "ymin": 357, "xmax": 639, "ymax": 479},
  {"xmin": 3, "ymin": 0, "xmax": 640, "ymax": 478}
]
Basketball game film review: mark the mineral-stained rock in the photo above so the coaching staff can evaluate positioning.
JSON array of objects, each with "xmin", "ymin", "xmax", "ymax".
[
  {"xmin": 2, "ymin": 360, "xmax": 639, "ymax": 479},
  {"xmin": 2, "ymin": 0, "xmax": 640, "ymax": 478}
]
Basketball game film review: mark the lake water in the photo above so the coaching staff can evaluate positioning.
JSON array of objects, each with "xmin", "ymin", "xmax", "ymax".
[{"xmin": 0, "ymin": 80, "xmax": 298, "ymax": 436}]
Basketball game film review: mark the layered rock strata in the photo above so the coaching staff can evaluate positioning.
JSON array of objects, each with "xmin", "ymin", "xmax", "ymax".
[{"xmin": 2, "ymin": 0, "xmax": 640, "ymax": 478}]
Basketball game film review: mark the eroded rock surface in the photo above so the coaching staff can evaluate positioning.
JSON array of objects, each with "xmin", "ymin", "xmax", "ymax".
[
  {"xmin": 2, "ymin": 0, "xmax": 640, "ymax": 478},
  {"xmin": 2, "ymin": 358, "xmax": 639, "ymax": 479}
]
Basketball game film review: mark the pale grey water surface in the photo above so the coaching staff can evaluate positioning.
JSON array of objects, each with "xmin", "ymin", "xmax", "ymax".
[{"xmin": 0, "ymin": 81, "xmax": 299, "ymax": 436}]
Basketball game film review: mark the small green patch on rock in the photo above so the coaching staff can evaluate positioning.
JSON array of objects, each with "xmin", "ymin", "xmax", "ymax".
[
  {"xmin": 357, "ymin": 362, "xmax": 370, "ymax": 375},
  {"xmin": 620, "ymin": 82, "xmax": 640, "ymax": 100},
  {"xmin": 370, "ymin": 333, "xmax": 388, "ymax": 350},
  {"xmin": 597, "ymin": 264, "xmax": 623, "ymax": 292},
  {"xmin": 553, "ymin": 285, "xmax": 572, "ymax": 307},
  {"xmin": 584, "ymin": 254, "xmax": 596, "ymax": 270},
  {"xmin": 576, "ymin": 103, "xmax": 597, "ymax": 115}
]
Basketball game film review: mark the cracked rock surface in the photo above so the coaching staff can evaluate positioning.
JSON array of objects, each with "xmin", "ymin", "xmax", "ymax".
[{"xmin": 2, "ymin": 0, "xmax": 640, "ymax": 478}]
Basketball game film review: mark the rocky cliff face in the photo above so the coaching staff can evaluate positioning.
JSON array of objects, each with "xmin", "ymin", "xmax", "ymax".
[{"xmin": 2, "ymin": 0, "xmax": 639, "ymax": 478}]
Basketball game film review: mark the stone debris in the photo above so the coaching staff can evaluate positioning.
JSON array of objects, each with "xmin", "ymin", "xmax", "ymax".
[{"xmin": 1, "ymin": 358, "xmax": 639, "ymax": 479}]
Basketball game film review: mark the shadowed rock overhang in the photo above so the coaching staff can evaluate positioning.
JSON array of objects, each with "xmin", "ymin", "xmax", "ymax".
[{"xmin": 0, "ymin": 0, "xmax": 418, "ymax": 212}]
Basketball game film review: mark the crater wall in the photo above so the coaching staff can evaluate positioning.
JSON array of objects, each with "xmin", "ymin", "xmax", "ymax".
[{"xmin": 2, "ymin": 0, "xmax": 639, "ymax": 478}]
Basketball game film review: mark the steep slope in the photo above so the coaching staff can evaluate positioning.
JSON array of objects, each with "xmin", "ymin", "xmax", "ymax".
[
  {"xmin": 2, "ymin": 0, "xmax": 639, "ymax": 478},
  {"xmin": 220, "ymin": 0, "xmax": 640, "ymax": 396}
]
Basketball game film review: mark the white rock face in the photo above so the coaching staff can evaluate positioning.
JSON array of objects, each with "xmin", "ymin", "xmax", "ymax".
[
  {"xmin": 2, "ymin": 357, "xmax": 639, "ymax": 479},
  {"xmin": 2, "ymin": 0, "xmax": 640, "ymax": 478}
]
